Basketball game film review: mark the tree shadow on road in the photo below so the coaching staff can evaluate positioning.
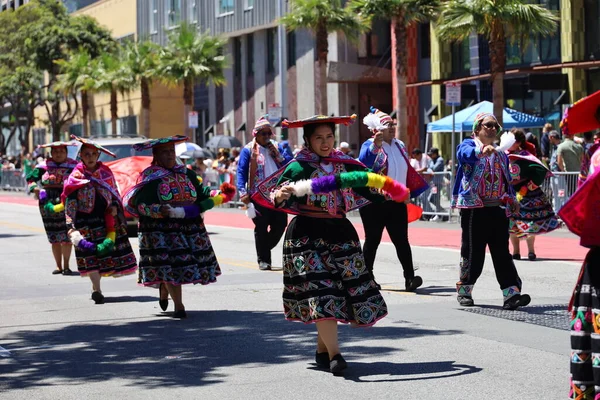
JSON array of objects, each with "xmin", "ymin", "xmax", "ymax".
[
  {"xmin": 0, "ymin": 233, "xmax": 35, "ymax": 239},
  {"xmin": 0, "ymin": 310, "xmax": 466, "ymax": 390}
]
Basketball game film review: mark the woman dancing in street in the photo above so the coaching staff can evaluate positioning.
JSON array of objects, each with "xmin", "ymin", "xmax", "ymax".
[
  {"xmin": 124, "ymin": 136, "xmax": 235, "ymax": 319},
  {"xmin": 62, "ymin": 136, "xmax": 137, "ymax": 304},
  {"xmin": 506, "ymin": 128, "xmax": 560, "ymax": 260},
  {"xmin": 26, "ymin": 141, "xmax": 78, "ymax": 275},
  {"xmin": 253, "ymin": 115, "xmax": 407, "ymax": 375}
]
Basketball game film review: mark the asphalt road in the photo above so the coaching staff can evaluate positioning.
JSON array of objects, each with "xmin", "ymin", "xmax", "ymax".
[{"xmin": 0, "ymin": 195, "xmax": 581, "ymax": 399}]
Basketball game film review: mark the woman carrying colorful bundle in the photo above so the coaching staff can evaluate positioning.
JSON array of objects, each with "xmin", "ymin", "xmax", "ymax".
[
  {"xmin": 26, "ymin": 141, "xmax": 78, "ymax": 275},
  {"xmin": 62, "ymin": 136, "xmax": 137, "ymax": 304},
  {"xmin": 506, "ymin": 129, "xmax": 560, "ymax": 260},
  {"xmin": 252, "ymin": 115, "xmax": 407, "ymax": 375},
  {"xmin": 123, "ymin": 136, "xmax": 235, "ymax": 319}
]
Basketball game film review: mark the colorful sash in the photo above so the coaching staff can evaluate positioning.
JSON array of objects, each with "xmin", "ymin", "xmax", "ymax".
[
  {"xmin": 247, "ymin": 139, "xmax": 286, "ymax": 192},
  {"xmin": 251, "ymin": 149, "xmax": 371, "ymax": 217},
  {"xmin": 122, "ymin": 164, "xmax": 187, "ymax": 217}
]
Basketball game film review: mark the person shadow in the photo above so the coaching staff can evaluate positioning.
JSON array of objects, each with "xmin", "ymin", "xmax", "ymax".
[{"xmin": 335, "ymin": 360, "xmax": 482, "ymax": 382}]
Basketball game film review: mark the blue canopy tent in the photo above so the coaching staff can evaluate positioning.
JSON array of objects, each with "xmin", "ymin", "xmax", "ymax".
[{"xmin": 426, "ymin": 101, "xmax": 546, "ymax": 133}]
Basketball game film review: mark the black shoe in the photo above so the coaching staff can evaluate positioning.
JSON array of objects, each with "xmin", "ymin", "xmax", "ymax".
[
  {"xmin": 329, "ymin": 354, "xmax": 347, "ymax": 375},
  {"xmin": 62, "ymin": 268, "xmax": 73, "ymax": 276},
  {"xmin": 503, "ymin": 294, "xmax": 531, "ymax": 310},
  {"xmin": 315, "ymin": 351, "xmax": 329, "ymax": 369},
  {"xmin": 91, "ymin": 291, "xmax": 104, "ymax": 304},
  {"xmin": 405, "ymin": 276, "xmax": 423, "ymax": 292},
  {"xmin": 528, "ymin": 252, "xmax": 537, "ymax": 261},
  {"xmin": 52, "ymin": 269, "xmax": 63, "ymax": 275},
  {"xmin": 512, "ymin": 253, "xmax": 521, "ymax": 260},
  {"xmin": 457, "ymin": 295, "xmax": 474, "ymax": 307},
  {"xmin": 258, "ymin": 262, "xmax": 271, "ymax": 271},
  {"xmin": 159, "ymin": 283, "xmax": 169, "ymax": 312},
  {"xmin": 173, "ymin": 309, "xmax": 187, "ymax": 319}
]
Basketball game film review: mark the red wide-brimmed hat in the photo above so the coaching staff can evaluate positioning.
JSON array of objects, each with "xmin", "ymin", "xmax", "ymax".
[
  {"xmin": 38, "ymin": 141, "xmax": 77, "ymax": 149},
  {"xmin": 281, "ymin": 114, "xmax": 357, "ymax": 129}
]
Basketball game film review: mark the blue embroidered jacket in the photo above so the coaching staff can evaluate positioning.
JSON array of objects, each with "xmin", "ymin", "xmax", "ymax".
[
  {"xmin": 452, "ymin": 138, "xmax": 516, "ymax": 208},
  {"xmin": 236, "ymin": 140, "xmax": 293, "ymax": 197}
]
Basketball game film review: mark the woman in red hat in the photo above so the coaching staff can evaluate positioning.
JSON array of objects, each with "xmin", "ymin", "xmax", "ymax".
[
  {"xmin": 253, "ymin": 115, "xmax": 408, "ymax": 375},
  {"xmin": 62, "ymin": 136, "xmax": 137, "ymax": 304}
]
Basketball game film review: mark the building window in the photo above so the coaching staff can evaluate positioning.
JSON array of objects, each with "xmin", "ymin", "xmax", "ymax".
[
  {"xmin": 149, "ymin": 0, "xmax": 158, "ymax": 33},
  {"xmin": 267, "ymin": 28, "xmax": 276, "ymax": 73},
  {"xmin": 68, "ymin": 123, "xmax": 83, "ymax": 137},
  {"xmin": 119, "ymin": 116, "xmax": 138, "ymax": 136},
  {"xmin": 585, "ymin": 0, "xmax": 600, "ymax": 60},
  {"xmin": 188, "ymin": 0, "xmax": 197, "ymax": 23},
  {"xmin": 451, "ymin": 38, "xmax": 471, "ymax": 77},
  {"xmin": 166, "ymin": 0, "xmax": 181, "ymax": 28},
  {"xmin": 287, "ymin": 31, "xmax": 296, "ymax": 67},
  {"xmin": 217, "ymin": 0, "xmax": 234, "ymax": 15},
  {"xmin": 244, "ymin": 0, "xmax": 254, "ymax": 9},
  {"xmin": 234, "ymin": 37, "xmax": 242, "ymax": 78},
  {"xmin": 247, "ymin": 34, "xmax": 254, "ymax": 76}
]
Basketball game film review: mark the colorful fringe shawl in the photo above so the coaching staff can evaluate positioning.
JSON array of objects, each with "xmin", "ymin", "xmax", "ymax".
[
  {"xmin": 289, "ymin": 171, "xmax": 409, "ymax": 203},
  {"xmin": 69, "ymin": 211, "xmax": 117, "ymax": 256}
]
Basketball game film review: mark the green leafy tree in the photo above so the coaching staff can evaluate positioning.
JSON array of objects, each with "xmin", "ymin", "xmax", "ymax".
[
  {"xmin": 124, "ymin": 40, "xmax": 160, "ymax": 138},
  {"xmin": 436, "ymin": 0, "xmax": 558, "ymax": 123},
  {"xmin": 17, "ymin": 0, "xmax": 115, "ymax": 140},
  {"xmin": 158, "ymin": 24, "xmax": 227, "ymax": 138},
  {"xmin": 350, "ymin": 0, "xmax": 439, "ymax": 143},
  {"xmin": 281, "ymin": 0, "xmax": 367, "ymax": 116},
  {"xmin": 55, "ymin": 50, "xmax": 95, "ymax": 137},
  {"xmin": 89, "ymin": 50, "xmax": 137, "ymax": 137}
]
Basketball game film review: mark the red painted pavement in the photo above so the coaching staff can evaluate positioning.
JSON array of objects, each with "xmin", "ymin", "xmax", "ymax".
[{"xmin": 2, "ymin": 195, "xmax": 585, "ymax": 262}]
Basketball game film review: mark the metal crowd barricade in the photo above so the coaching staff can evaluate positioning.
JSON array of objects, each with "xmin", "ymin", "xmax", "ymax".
[
  {"xmin": 413, "ymin": 171, "xmax": 454, "ymax": 221},
  {"xmin": 0, "ymin": 169, "xmax": 27, "ymax": 192},
  {"xmin": 541, "ymin": 171, "xmax": 579, "ymax": 213}
]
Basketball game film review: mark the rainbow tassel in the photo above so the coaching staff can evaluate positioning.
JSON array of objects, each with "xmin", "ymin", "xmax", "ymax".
[{"xmin": 289, "ymin": 171, "xmax": 409, "ymax": 202}]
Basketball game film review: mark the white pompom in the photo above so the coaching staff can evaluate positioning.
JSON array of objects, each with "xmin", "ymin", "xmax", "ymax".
[
  {"xmin": 497, "ymin": 132, "xmax": 517, "ymax": 152},
  {"xmin": 69, "ymin": 230, "xmax": 83, "ymax": 246},
  {"xmin": 362, "ymin": 113, "xmax": 387, "ymax": 131},
  {"xmin": 290, "ymin": 180, "xmax": 314, "ymax": 197},
  {"xmin": 168, "ymin": 207, "xmax": 186, "ymax": 219},
  {"xmin": 246, "ymin": 202, "xmax": 257, "ymax": 219}
]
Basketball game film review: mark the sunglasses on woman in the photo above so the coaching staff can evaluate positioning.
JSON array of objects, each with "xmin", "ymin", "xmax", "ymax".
[{"xmin": 482, "ymin": 122, "xmax": 499, "ymax": 130}]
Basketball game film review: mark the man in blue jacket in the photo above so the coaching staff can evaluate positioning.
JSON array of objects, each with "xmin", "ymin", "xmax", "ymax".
[
  {"xmin": 237, "ymin": 116, "xmax": 293, "ymax": 270},
  {"xmin": 359, "ymin": 107, "xmax": 429, "ymax": 291}
]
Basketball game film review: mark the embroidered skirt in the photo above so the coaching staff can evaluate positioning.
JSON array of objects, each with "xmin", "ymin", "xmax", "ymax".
[
  {"xmin": 39, "ymin": 187, "xmax": 70, "ymax": 244},
  {"xmin": 282, "ymin": 216, "xmax": 387, "ymax": 326},
  {"xmin": 137, "ymin": 215, "xmax": 220, "ymax": 286},
  {"xmin": 509, "ymin": 188, "xmax": 561, "ymax": 238},
  {"xmin": 74, "ymin": 201, "xmax": 137, "ymax": 277},
  {"xmin": 570, "ymin": 247, "xmax": 600, "ymax": 399}
]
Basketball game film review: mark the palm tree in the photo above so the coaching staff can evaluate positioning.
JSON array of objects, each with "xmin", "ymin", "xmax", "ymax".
[
  {"xmin": 436, "ymin": 0, "xmax": 558, "ymax": 124},
  {"xmin": 123, "ymin": 40, "xmax": 159, "ymax": 138},
  {"xmin": 55, "ymin": 50, "xmax": 95, "ymax": 137},
  {"xmin": 158, "ymin": 24, "xmax": 227, "ymax": 139},
  {"xmin": 90, "ymin": 50, "xmax": 136, "ymax": 137},
  {"xmin": 281, "ymin": 0, "xmax": 368, "ymax": 115},
  {"xmin": 350, "ymin": 0, "xmax": 439, "ymax": 142}
]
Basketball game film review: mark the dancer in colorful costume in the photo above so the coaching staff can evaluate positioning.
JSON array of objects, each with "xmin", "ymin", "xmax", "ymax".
[
  {"xmin": 452, "ymin": 113, "xmax": 530, "ymax": 310},
  {"xmin": 63, "ymin": 136, "xmax": 137, "ymax": 304},
  {"xmin": 237, "ymin": 115, "xmax": 293, "ymax": 270},
  {"xmin": 564, "ymin": 102, "xmax": 600, "ymax": 400},
  {"xmin": 26, "ymin": 141, "xmax": 78, "ymax": 275},
  {"xmin": 358, "ymin": 107, "xmax": 429, "ymax": 291},
  {"xmin": 124, "ymin": 136, "xmax": 234, "ymax": 319},
  {"xmin": 253, "ymin": 115, "xmax": 403, "ymax": 375},
  {"xmin": 506, "ymin": 129, "xmax": 560, "ymax": 261}
]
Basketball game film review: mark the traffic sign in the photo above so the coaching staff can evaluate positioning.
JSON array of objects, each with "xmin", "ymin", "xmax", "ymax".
[
  {"xmin": 267, "ymin": 103, "xmax": 282, "ymax": 125},
  {"xmin": 188, "ymin": 111, "xmax": 199, "ymax": 129},
  {"xmin": 445, "ymin": 83, "xmax": 461, "ymax": 106}
]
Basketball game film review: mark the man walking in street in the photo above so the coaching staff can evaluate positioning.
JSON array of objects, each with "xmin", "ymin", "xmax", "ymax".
[
  {"xmin": 427, "ymin": 147, "xmax": 446, "ymax": 221},
  {"xmin": 237, "ymin": 116, "xmax": 293, "ymax": 270},
  {"xmin": 556, "ymin": 129, "xmax": 584, "ymax": 200},
  {"xmin": 358, "ymin": 107, "xmax": 429, "ymax": 291}
]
